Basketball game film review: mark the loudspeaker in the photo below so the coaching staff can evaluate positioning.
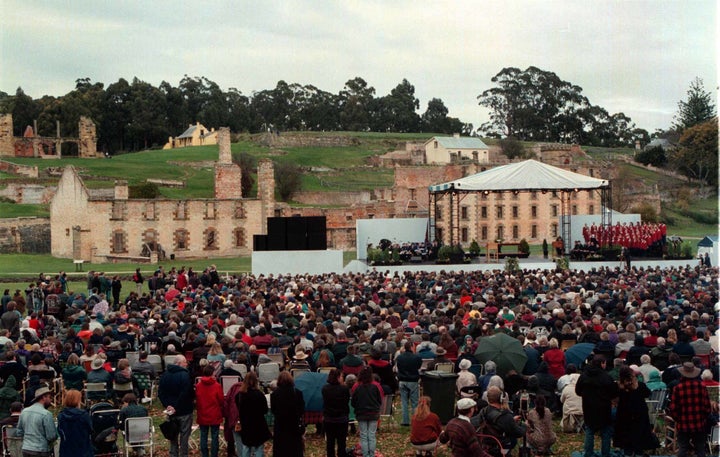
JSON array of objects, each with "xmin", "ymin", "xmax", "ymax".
[
  {"xmin": 306, "ymin": 216, "xmax": 327, "ymax": 250},
  {"xmin": 286, "ymin": 217, "xmax": 308, "ymax": 250},
  {"xmin": 253, "ymin": 234, "xmax": 268, "ymax": 251},
  {"xmin": 267, "ymin": 231, "xmax": 286, "ymax": 251},
  {"xmin": 267, "ymin": 217, "xmax": 287, "ymax": 238}
]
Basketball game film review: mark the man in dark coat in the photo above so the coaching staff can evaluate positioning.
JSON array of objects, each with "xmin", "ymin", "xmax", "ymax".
[
  {"xmin": 575, "ymin": 355, "xmax": 619, "ymax": 457},
  {"xmin": 158, "ymin": 355, "xmax": 194, "ymax": 457}
]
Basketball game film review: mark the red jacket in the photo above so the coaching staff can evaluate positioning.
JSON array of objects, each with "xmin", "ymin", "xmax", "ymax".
[
  {"xmin": 543, "ymin": 348, "xmax": 566, "ymax": 380},
  {"xmin": 195, "ymin": 376, "xmax": 224, "ymax": 426}
]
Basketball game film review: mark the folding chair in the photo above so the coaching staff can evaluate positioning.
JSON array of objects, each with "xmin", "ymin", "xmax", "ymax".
[
  {"xmin": 257, "ymin": 362, "xmax": 280, "ymax": 389},
  {"xmin": 220, "ymin": 376, "xmax": 241, "ymax": 396},
  {"xmin": 113, "ymin": 381, "xmax": 134, "ymax": 403},
  {"xmin": 133, "ymin": 373, "xmax": 156, "ymax": 403},
  {"xmin": 230, "ymin": 363, "xmax": 247, "ymax": 378},
  {"xmin": 125, "ymin": 351, "xmax": 140, "ymax": 368},
  {"xmin": 379, "ymin": 394, "xmax": 395, "ymax": 430},
  {"xmin": 147, "ymin": 355, "xmax": 163, "ymax": 374},
  {"xmin": 265, "ymin": 353, "xmax": 284, "ymax": 367},
  {"xmin": 85, "ymin": 382, "xmax": 110, "ymax": 405},
  {"xmin": 317, "ymin": 367, "xmax": 334, "ymax": 374},
  {"xmin": 290, "ymin": 368, "xmax": 310, "ymax": 379},
  {"xmin": 2, "ymin": 425, "xmax": 22, "ymax": 457},
  {"xmin": 123, "ymin": 417, "xmax": 154, "ymax": 457},
  {"xmin": 163, "ymin": 355, "xmax": 177, "ymax": 369},
  {"xmin": 435, "ymin": 362, "xmax": 454, "ymax": 374}
]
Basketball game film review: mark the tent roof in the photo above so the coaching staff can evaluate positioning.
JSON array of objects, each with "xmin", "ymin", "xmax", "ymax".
[
  {"xmin": 429, "ymin": 159, "xmax": 609, "ymax": 193},
  {"xmin": 697, "ymin": 236, "xmax": 718, "ymax": 247}
]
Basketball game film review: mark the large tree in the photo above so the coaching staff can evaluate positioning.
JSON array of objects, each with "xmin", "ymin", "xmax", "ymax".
[
  {"xmin": 338, "ymin": 77, "xmax": 375, "ymax": 131},
  {"xmin": 477, "ymin": 66, "xmax": 636, "ymax": 146},
  {"xmin": 673, "ymin": 77, "xmax": 716, "ymax": 131},
  {"xmin": 670, "ymin": 117, "xmax": 718, "ymax": 190}
]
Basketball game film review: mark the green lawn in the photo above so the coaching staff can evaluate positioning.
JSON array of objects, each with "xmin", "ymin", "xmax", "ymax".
[{"xmin": 0, "ymin": 202, "xmax": 50, "ymax": 217}]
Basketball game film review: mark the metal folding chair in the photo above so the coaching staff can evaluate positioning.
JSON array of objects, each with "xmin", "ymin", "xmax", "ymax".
[{"xmin": 123, "ymin": 416, "xmax": 154, "ymax": 457}]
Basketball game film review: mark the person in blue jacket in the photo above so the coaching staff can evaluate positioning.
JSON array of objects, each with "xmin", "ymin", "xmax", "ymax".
[
  {"xmin": 57, "ymin": 389, "xmax": 93, "ymax": 457},
  {"xmin": 159, "ymin": 355, "xmax": 195, "ymax": 457}
]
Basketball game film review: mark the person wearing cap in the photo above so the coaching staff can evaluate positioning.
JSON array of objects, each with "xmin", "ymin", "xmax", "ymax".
[
  {"xmin": 16, "ymin": 386, "xmax": 57, "ymax": 456},
  {"xmin": 668, "ymin": 361, "xmax": 712, "ymax": 457},
  {"xmin": 438, "ymin": 397, "xmax": 483, "ymax": 456},
  {"xmin": 426, "ymin": 346, "xmax": 452, "ymax": 371},
  {"xmin": 575, "ymin": 355, "xmax": 618, "ymax": 457}
]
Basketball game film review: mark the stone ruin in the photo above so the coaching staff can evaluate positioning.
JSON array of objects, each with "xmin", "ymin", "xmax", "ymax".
[{"xmin": 0, "ymin": 114, "xmax": 99, "ymax": 158}]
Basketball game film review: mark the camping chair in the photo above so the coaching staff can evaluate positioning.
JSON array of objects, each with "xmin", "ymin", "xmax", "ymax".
[
  {"xmin": 123, "ymin": 417, "xmax": 154, "ymax": 457},
  {"xmin": 2, "ymin": 425, "xmax": 22, "ymax": 457},
  {"xmin": 132, "ymin": 373, "xmax": 156, "ymax": 403},
  {"xmin": 257, "ymin": 362, "xmax": 280, "ymax": 389},
  {"xmin": 125, "ymin": 351, "xmax": 139, "ymax": 367},
  {"xmin": 265, "ymin": 353, "xmax": 284, "ymax": 367},
  {"xmin": 379, "ymin": 394, "xmax": 395, "ymax": 430},
  {"xmin": 113, "ymin": 381, "xmax": 134, "ymax": 403},
  {"xmin": 290, "ymin": 368, "xmax": 311, "ymax": 379},
  {"xmin": 85, "ymin": 382, "xmax": 110, "ymax": 405},
  {"xmin": 435, "ymin": 362, "xmax": 454, "ymax": 374},
  {"xmin": 708, "ymin": 424, "xmax": 720, "ymax": 455},
  {"xmin": 476, "ymin": 432, "xmax": 506, "ymax": 457},
  {"xmin": 229, "ymin": 363, "xmax": 248, "ymax": 378},
  {"xmin": 147, "ymin": 355, "xmax": 163, "ymax": 374},
  {"xmin": 163, "ymin": 355, "xmax": 177, "ymax": 369},
  {"xmin": 220, "ymin": 376, "xmax": 241, "ymax": 396},
  {"xmin": 317, "ymin": 366, "xmax": 334, "ymax": 374}
]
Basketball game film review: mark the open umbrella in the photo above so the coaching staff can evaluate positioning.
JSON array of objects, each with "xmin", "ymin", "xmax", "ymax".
[
  {"xmin": 474, "ymin": 333, "xmax": 527, "ymax": 376},
  {"xmin": 564, "ymin": 342, "xmax": 595, "ymax": 369},
  {"xmin": 294, "ymin": 371, "xmax": 328, "ymax": 412}
]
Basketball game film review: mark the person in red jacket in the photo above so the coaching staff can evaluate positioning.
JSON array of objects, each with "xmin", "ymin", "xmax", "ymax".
[
  {"xmin": 542, "ymin": 338, "xmax": 566, "ymax": 380},
  {"xmin": 195, "ymin": 365, "xmax": 224, "ymax": 457}
]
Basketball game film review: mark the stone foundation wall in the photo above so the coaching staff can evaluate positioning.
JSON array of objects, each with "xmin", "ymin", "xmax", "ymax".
[
  {"xmin": 256, "ymin": 132, "xmax": 361, "ymax": 148},
  {"xmin": 293, "ymin": 190, "xmax": 373, "ymax": 206},
  {"xmin": 0, "ymin": 160, "xmax": 38, "ymax": 178},
  {"xmin": 0, "ymin": 218, "xmax": 50, "ymax": 254},
  {"xmin": 0, "ymin": 114, "xmax": 13, "ymax": 156},
  {"xmin": 78, "ymin": 116, "xmax": 97, "ymax": 157},
  {"xmin": 0, "ymin": 184, "xmax": 55, "ymax": 204}
]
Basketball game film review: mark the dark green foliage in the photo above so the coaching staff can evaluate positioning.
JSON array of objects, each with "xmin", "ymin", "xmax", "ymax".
[
  {"xmin": 468, "ymin": 240, "xmax": 481, "ymax": 255},
  {"xmin": 634, "ymin": 145, "xmax": 667, "ymax": 167},
  {"xmin": 478, "ymin": 66, "xmax": 637, "ymax": 146},
  {"xmin": 274, "ymin": 161, "xmax": 303, "ymax": 201},
  {"xmin": 518, "ymin": 238, "xmax": 530, "ymax": 254},
  {"xmin": 673, "ymin": 77, "xmax": 716, "ymax": 131},
  {"xmin": 671, "ymin": 118, "xmax": 718, "ymax": 188},
  {"xmin": 630, "ymin": 202, "xmax": 659, "ymax": 223},
  {"xmin": 499, "ymin": 136, "xmax": 528, "ymax": 159},
  {"xmin": 128, "ymin": 182, "xmax": 160, "ymax": 199}
]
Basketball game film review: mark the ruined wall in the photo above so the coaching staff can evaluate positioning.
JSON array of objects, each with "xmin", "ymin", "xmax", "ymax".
[
  {"xmin": 0, "ymin": 183, "xmax": 55, "ymax": 204},
  {"xmin": 0, "ymin": 160, "xmax": 38, "ymax": 178},
  {"xmin": 256, "ymin": 132, "xmax": 360, "ymax": 148},
  {"xmin": 0, "ymin": 114, "xmax": 13, "ymax": 156},
  {"xmin": 0, "ymin": 218, "xmax": 50, "ymax": 254},
  {"xmin": 293, "ymin": 190, "xmax": 373, "ymax": 206},
  {"xmin": 78, "ymin": 116, "xmax": 97, "ymax": 157},
  {"xmin": 214, "ymin": 128, "xmax": 243, "ymax": 199}
]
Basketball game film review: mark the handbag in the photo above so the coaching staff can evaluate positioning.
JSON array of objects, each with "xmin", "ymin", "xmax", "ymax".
[{"xmin": 160, "ymin": 419, "xmax": 180, "ymax": 441}]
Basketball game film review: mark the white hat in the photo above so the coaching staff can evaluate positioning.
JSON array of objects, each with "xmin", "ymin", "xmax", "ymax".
[
  {"xmin": 459, "ymin": 359, "xmax": 472, "ymax": 370},
  {"xmin": 456, "ymin": 398, "xmax": 476, "ymax": 410}
]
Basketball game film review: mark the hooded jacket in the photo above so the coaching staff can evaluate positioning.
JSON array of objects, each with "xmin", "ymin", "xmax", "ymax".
[
  {"xmin": 575, "ymin": 363, "xmax": 619, "ymax": 430},
  {"xmin": 195, "ymin": 376, "xmax": 224, "ymax": 426},
  {"xmin": 158, "ymin": 364, "xmax": 194, "ymax": 416},
  {"xmin": 57, "ymin": 407, "xmax": 93, "ymax": 457},
  {"xmin": 0, "ymin": 377, "xmax": 21, "ymax": 420}
]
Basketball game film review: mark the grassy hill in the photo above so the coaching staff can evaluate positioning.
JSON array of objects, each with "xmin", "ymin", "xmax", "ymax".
[{"xmin": 0, "ymin": 132, "xmax": 716, "ymax": 237}]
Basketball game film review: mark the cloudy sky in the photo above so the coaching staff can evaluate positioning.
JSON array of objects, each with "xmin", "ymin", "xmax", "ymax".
[{"xmin": 1, "ymin": 0, "xmax": 716, "ymax": 133}]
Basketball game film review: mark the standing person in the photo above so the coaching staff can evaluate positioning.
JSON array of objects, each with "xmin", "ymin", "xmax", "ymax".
[
  {"xmin": 56, "ymin": 389, "xmax": 93, "ymax": 457},
  {"xmin": 234, "ymin": 371, "xmax": 271, "ymax": 457},
  {"xmin": 322, "ymin": 368, "xmax": 350, "ymax": 457},
  {"xmin": 525, "ymin": 394, "xmax": 557, "ymax": 455},
  {"xmin": 351, "ymin": 366, "xmax": 383, "ymax": 457},
  {"xmin": 668, "ymin": 361, "xmax": 712, "ymax": 457},
  {"xmin": 133, "ymin": 268, "xmax": 144, "ymax": 295},
  {"xmin": 613, "ymin": 366, "xmax": 657, "ymax": 456},
  {"xmin": 196, "ymin": 365, "xmax": 224, "ymax": 457},
  {"xmin": 410, "ymin": 396, "xmax": 442, "ymax": 457},
  {"xmin": 439, "ymin": 397, "xmax": 483, "ymax": 457},
  {"xmin": 158, "ymin": 355, "xmax": 194, "ymax": 457},
  {"xmin": 111, "ymin": 275, "xmax": 122, "ymax": 307},
  {"xmin": 270, "ymin": 371, "xmax": 305, "ymax": 457},
  {"xmin": 16, "ymin": 386, "xmax": 57, "ymax": 457},
  {"xmin": 575, "ymin": 355, "xmax": 619, "ymax": 457},
  {"xmin": 395, "ymin": 341, "xmax": 422, "ymax": 426}
]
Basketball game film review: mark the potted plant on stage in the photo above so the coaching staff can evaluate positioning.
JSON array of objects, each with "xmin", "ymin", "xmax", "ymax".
[
  {"xmin": 518, "ymin": 239, "xmax": 530, "ymax": 258},
  {"xmin": 468, "ymin": 240, "xmax": 481, "ymax": 258}
]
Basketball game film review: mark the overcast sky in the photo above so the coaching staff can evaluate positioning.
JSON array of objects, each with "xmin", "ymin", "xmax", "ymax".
[{"xmin": 1, "ymin": 0, "xmax": 716, "ymax": 133}]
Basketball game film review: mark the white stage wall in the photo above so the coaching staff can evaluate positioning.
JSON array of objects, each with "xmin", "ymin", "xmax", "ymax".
[
  {"xmin": 356, "ymin": 218, "xmax": 429, "ymax": 260},
  {"xmin": 252, "ymin": 250, "xmax": 343, "ymax": 276}
]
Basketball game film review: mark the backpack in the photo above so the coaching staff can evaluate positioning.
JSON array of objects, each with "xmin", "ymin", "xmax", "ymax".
[{"xmin": 477, "ymin": 406, "xmax": 509, "ymax": 457}]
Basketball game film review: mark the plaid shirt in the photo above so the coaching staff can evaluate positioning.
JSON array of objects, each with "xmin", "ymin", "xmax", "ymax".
[{"xmin": 669, "ymin": 376, "xmax": 711, "ymax": 432}]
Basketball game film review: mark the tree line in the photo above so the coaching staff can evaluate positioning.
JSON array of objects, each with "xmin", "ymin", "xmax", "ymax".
[{"xmin": 0, "ymin": 76, "xmax": 470, "ymax": 153}]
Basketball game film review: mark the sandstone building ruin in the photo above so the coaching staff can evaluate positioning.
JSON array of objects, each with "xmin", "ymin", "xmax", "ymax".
[
  {"xmin": 0, "ymin": 114, "xmax": 98, "ymax": 158},
  {"xmin": 51, "ymin": 128, "xmax": 275, "ymax": 262}
]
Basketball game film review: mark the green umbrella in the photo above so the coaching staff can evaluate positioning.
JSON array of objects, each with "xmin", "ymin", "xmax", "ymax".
[{"xmin": 474, "ymin": 333, "xmax": 528, "ymax": 376}]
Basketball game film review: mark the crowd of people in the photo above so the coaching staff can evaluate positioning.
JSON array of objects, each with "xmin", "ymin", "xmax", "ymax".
[
  {"xmin": 582, "ymin": 222, "xmax": 667, "ymax": 252},
  {"xmin": 0, "ymin": 260, "xmax": 716, "ymax": 457}
]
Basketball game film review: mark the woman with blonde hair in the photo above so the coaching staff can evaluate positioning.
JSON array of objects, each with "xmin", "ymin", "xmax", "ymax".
[
  {"xmin": 57, "ymin": 389, "xmax": 93, "ymax": 457},
  {"xmin": 410, "ymin": 396, "xmax": 442, "ymax": 457}
]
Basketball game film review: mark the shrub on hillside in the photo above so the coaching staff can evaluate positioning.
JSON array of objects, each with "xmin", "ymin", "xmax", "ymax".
[
  {"xmin": 275, "ymin": 161, "xmax": 303, "ymax": 201},
  {"xmin": 129, "ymin": 182, "xmax": 159, "ymax": 199},
  {"xmin": 635, "ymin": 145, "xmax": 667, "ymax": 167}
]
